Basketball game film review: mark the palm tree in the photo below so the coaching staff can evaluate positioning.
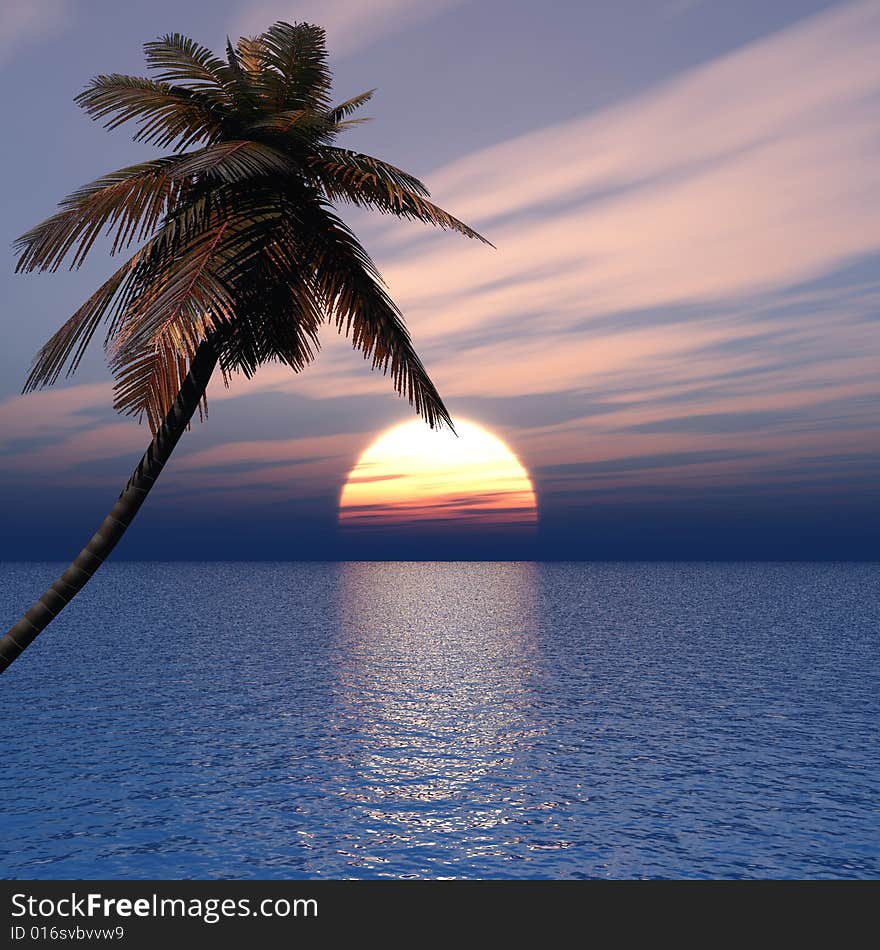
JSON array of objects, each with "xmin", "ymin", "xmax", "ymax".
[{"xmin": 0, "ymin": 22, "xmax": 488, "ymax": 674}]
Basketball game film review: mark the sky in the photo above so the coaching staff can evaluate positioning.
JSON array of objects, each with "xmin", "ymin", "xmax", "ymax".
[{"xmin": 0, "ymin": 0, "xmax": 878, "ymax": 560}]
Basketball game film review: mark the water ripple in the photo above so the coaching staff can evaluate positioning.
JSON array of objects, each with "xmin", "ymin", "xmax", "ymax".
[{"xmin": 1, "ymin": 561, "xmax": 878, "ymax": 878}]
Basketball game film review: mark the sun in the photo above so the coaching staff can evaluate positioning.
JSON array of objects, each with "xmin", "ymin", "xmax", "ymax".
[{"xmin": 339, "ymin": 419, "xmax": 538, "ymax": 531}]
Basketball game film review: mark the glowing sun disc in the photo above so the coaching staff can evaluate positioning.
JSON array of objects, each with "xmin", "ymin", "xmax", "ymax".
[{"xmin": 339, "ymin": 419, "xmax": 538, "ymax": 530}]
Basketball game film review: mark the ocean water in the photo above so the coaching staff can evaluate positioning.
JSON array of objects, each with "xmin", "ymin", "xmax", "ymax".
[{"xmin": 0, "ymin": 561, "xmax": 877, "ymax": 880}]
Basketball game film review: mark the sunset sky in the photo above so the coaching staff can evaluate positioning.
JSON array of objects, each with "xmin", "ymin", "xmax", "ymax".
[{"xmin": 1, "ymin": 0, "xmax": 878, "ymax": 559}]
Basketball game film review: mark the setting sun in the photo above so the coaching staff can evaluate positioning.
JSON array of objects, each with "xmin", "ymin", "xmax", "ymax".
[{"xmin": 339, "ymin": 420, "xmax": 538, "ymax": 530}]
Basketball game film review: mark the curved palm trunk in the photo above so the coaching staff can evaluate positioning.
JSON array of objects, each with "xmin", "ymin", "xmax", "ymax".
[{"xmin": 0, "ymin": 341, "xmax": 218, "ymax": 674}]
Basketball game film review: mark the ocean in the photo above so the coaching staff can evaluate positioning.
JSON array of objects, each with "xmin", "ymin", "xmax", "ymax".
[{"xmin": 1, "ymin": 561, "xmax": 877, "ymax": 879}]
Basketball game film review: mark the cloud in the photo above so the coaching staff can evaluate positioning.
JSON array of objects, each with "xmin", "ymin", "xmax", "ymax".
[
  {"xmin": 172, "ymin": 432, "xmax": 352, "ymax": 472},
  {"xmin": 4, "ymin": 422, "xmax": 145, "ymax": 475},
  {"xmin": 538, "ymin": 449, "xmax": 764, "ymax": 479},
  {"xmin": 0, "ymin": 382, "xmax": 112, "ymax": 448},
  {"xmin": 233, "ymin": 0, "xmax": 468, "ymax": 58},
  {"xmin": 0, "ymin": 0, "xmax": 72, "ymax": 67},
  {"xmin": 376, "ymin": 0, "xmax": 880, "ymax": 334}
]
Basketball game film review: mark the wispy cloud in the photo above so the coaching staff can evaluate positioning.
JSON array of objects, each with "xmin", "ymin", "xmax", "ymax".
[
  {"xmin": 382, "ymin": 0, "xmax": 880, "ymax": 336},
  {"xmin": 4, "ymin": 422, "xmax": 144, "ymax": 475},
  {"xmin": 221, "ymin": 1, "xmax": 879, "ymax": 414},
  {"xmin": 233, "ymin": 0, "xmax": 468, "ymax": 57},
  {"xmin": 0, "ymin": 0, "xmax": 72, "ymax": 67},
  {"xmin": 0, "ymin": 382, "xmax": 111, "ymax": 448}
]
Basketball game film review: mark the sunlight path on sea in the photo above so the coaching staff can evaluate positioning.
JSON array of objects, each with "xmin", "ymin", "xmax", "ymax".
[{"xmin": 331, "ymin": 563, "xmax": 542, "ymax": 868}]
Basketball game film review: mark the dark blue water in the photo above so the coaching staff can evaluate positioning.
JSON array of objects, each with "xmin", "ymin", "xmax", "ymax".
[{"xmin": 1, "ymin": 562, "xmax": 878, "ymax": 879}]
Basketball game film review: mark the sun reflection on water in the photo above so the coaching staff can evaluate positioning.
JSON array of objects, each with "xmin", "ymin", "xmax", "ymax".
[{"xmin": 332, "ymin": 562, "xmax": 543, "ymax": 851}]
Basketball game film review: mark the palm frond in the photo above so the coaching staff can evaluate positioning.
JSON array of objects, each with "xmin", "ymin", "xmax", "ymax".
[
  {"xmin": 248, "ymin": 104, "xmax": 369, "ymax": 145},
  {"xmin": 235, "ymin": 36, "xmax": 265, "ymax": 76},
  {"xmin": 13, "ymin": 141, "xmax": 291, "ymax": 275},
  {"xmin": 327, "ymin": 89, "xmax": 375, "ymax": 124},
  {"xmin": 111, "ymin": 195, "xmax": 319, "ymax": 424},
  {"xmin": 22, "ymin": 252, "xmax": 142, "ymax": 392},
  {"xmin": 308, "ymin": 147, "xmax": 492, "ymax": 245},
  {"xmin": 296, "ymin": 196, "xmax": 453, "ymax": 429},
  {"xmin": 169, "ymin": 140, "xmax": 294, "ymax": 183},
  {"xmin": 110, "ymin": 220, "xmax": 237, "ymax": 357},
  {"xmin": 218, "ymin": 279, "xmax": 322, "ymax": 379},
  {"xmin": 20, "ymin": 189, "xmax": 235, "ymax": 395},
  {"xmin": 144, "ymin": 33, "xmax": 235, "ymax": 106},
  {"xmin": 75, "ymin": 74, "xmax": 223, "ymax": 149},
  {"xmin": 257, "ymin": 22, "xmax": 332, "ymax": 111},
  {"xmin": 220, "ymin": 36, "xmax": 269, "ymax": 114},
  {"xmin": 14, "ymin": 159, "xmax": 184, "ymax": 273},
  {"xmin": 330, "ymin": 117, "xmax": 373, "ymax": 135},
  {"xmin": 247, "ymin": 108, "xmax": 332, "ymax": 141},
  {"xmin": 109, "ymin": 191, "xmax": 288, "ymax": 367},
  {"xmin": 242, "ymin": 224, "xmax": 324, "ymax": 373},
  {"xmin": 107, "ymin": 227, "xmax": 234, "ymax": 428},
  {"xmin": 110, "ymin": 335, "xmax": 204, "ymax": 431},
  {"xmin": 315, "ymin": 146, "xmax": 429, "ymax": 194}
]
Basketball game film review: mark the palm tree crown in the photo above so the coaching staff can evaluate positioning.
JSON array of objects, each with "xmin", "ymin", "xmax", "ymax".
[
  {"xmin": 0, "ymin": 21, "xmax": 489, "ymax": 676},
  {"xmin": 15, "ymin": 21, "xmax": 488, "ymax": 431}
]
